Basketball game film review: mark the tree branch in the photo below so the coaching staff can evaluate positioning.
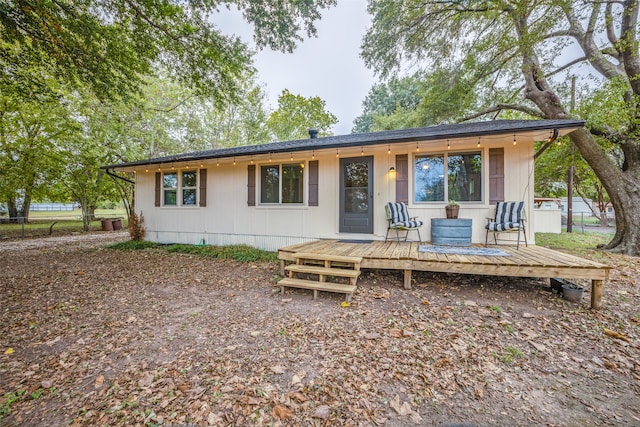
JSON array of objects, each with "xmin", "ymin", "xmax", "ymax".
[
  {"xmin": 458, "ymin": 104, "xmax": 545, "ymax": 122},
  {"xmin": 605, "ymin": 1, "xmax": 619, "ymax": 46}
]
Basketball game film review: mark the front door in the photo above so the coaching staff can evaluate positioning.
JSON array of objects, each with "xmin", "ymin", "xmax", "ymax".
[{"xmin": 339, "ymin": 156, "xmax": 373, "ymax": 233}]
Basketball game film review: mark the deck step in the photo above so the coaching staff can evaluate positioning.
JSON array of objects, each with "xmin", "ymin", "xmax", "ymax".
[
  {"xmin": 278, "ymin": 278, "xmax": 356, "ymax": 301},
  {"xmin": 293, "ymin": 252, "xmax": 362, "ymax": 265},
  {"xmin": 285, "ymin": 264, "xmax": 361, "ymax": 279}
]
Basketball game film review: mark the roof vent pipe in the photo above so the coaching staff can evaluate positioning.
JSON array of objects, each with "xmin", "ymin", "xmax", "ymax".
[{"xmin": 308, "ymin": 129, "xmax": 318, "ymax": 139}]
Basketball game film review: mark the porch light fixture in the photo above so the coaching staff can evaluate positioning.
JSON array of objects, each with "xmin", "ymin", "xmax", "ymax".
[
  {"xmin": 133, "ymin": 169, "xmax": 137, "ymax": 174},
  {"xmin": 200, "ymin": 162, "xmax": 204, "ymax": 168},
  {"xmin": 233, "ymin": 158, "xmax": 236, "ymax": 166},
  {"xmin": 513, "ymin": 134, "xmax": 517, "ymax": 145},
  {"xmin": 416, "ymin": 142, "xmax": 420, "ymax": 152},
  {"xmin": 312, "ymin": 150, "xmax": 315, "ymax": 159},
  {"xmin": 387, "ymin": 145, "xmax": 391, "ymax": 155},
  {"xmin": 145, "ymin": 167, "xmax": 149, "ymax": 172},
  {"xmin": 389, "ymin": 166, "xmax": 395, "ymax": 174},
  {"xmin": 269, "ymin": 153, "xmax": 272, "ymax": 162},
  {"xmin": 447, "ymin": 140, "xmax": 450, "ymax": 150},
  {"xmin": 477, "ymin": 137, "xmax": 481, "ymax": 148},
  {"xmin": 290, "ymin": 153, "xmax": 293, "ymax": 161},
  {"xmin": 250, "ymin": 157, "xmax": 254, "ymax": 164},
  {"xmin": 336, "ymin": 149, "xmax": 339, "ymax": 158},
  {"xmin": 216, "ymin": 160, "xmax": 220, "ymax": 167},
  {"xmin": 171, "ymin": 165, "xmax": 175, "ymax": 170},
  {"xmin": 157, "ymin": 166, "xmax": 161, "ymax": 171},
  {"xmin": 185, "ymin": 164, "xmax": 189, "ymax": 169},
  {"xmin": 361, "ymin": 146, "xmax": 364, "ymax": 156}
]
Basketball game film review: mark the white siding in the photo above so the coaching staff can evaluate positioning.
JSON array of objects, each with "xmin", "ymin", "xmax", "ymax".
[{"xmin": 134, "ymin": 139, "xmax": 536, "ymax": 249}]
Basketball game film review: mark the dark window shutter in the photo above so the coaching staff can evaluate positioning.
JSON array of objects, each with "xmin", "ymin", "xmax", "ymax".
[
  {"xmin": 489, "ymin": 148, "xmax": 505, "ymax": 204},
  {"xmin": 247, "ymin": 164, "xmax": 256, "ymax": 206},
  {"xmin": 199, "ymin": 168, "xmax": 207, "ymax": 207},
  {"xmin": 154, "ymin": 172, "xmax": 161, "ymax": 207},
  {"xmin": 395, "ymin": 154, "xmax": 409, "ymax": 203},
  {"xmin": 308, "ymin": 160, "xmax": 319, "ymax": 206}
]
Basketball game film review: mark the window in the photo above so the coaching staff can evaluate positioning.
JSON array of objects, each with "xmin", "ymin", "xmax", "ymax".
[
  {"xmin": 182, "ymin": 171, "xmax": 197, "ymax": 205},
  {"xmin": 260, "ymin": 163, "xmax": 304, "ymax": 204},
  {"xmin": 163, "ymin": 172, "xmax": 178, "ymax": 206},
  {"xmin": 414, "ymin": 151, "xmax": 482, "ymax": 202},
  {"xmin": 162, "ymin": 170, "xmax": 199, "ymax": 206}
]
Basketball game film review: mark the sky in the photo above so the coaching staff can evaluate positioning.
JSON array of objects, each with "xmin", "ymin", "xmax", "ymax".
[{"xmin": 217, "ymin": 1, "xmax": 376, "ymax": 135}]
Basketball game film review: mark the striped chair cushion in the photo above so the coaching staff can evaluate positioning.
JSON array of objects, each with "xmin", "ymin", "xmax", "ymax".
[
  {"xmin": 486, "ymin": 201, "xmax": 524, "ymax": 231},
  {"xmin": 486, "ymin": 221, "xmax": 521, "ymax": 231},
  {"xmin": 387, "ymin": 202, "xmax": 411, "ymax": 223},
  {"xmin": 391, "ymin": 219, "xmax": 423, "ymax": 228}
]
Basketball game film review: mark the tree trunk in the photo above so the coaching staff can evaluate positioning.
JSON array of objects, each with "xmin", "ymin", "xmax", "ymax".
[
  {"xmin": 567, "ymin": 130, "xmax": 640, "ymax": 254},
  {"xmin": 513, "ymin": 12, "xmax": 640, "ymax": 254},
  {"xmin": 81, "ymin": 204, "xmax": 96, "ymax": 232}
]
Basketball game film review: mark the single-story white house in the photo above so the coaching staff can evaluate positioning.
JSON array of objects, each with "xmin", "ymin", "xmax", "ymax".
[{"xmin": 104, "ymin": 119, "xmax": 584, "ymax": 251}]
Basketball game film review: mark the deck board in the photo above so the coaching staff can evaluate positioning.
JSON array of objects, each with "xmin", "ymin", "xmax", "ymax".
[{"xmin": 278, "ymin": 240, "xmax": 610, "ymax": 308}]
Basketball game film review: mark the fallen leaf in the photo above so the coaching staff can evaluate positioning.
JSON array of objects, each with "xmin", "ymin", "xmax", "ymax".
[
  {"xmin": 390, "ymin": 395, "xmax": 413, "ymax": 416},
  {"xmin": 270, "ymin": 365, "xmax": 286, "ymax": 374},
  {"xmin": 94, "ymin": 375, "xmax": 104, "ymax": 389},
  {"xmin": 4, "ymin": 348, "xmax": 14, "ymax": 355},
  {"xmin": 388, "ymin": 328, "xmax": 402, "ymax": 338},
  {"xmin": 75, "ymin": 271, "xmax": 85, "ymax": 276},
  {"xmin": 273, "ymin": 405, "xmax": 292, "ymax": 420},
  {"xmin": 313, "ymin": 405, "xmax": 330, "ymax": 419},
  {"xmin": 340, "ymin": 301, "xmax": 351, "ymax": 307},
  {"xmin": 604, "ymin": 328, "xmax": 630, "ymax": 342}
]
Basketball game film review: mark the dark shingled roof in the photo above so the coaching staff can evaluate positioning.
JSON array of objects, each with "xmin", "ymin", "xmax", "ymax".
[{"xmin": 103, "ymin": 119, "xmax": 584, "ymax": 169}]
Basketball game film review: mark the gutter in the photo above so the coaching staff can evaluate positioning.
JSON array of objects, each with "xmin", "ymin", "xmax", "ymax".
[{"xmin": 105, "ymin": 168, "xmax": 135, "ymax": 184}]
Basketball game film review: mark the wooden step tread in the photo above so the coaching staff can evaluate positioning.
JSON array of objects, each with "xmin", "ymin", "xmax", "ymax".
[
  {"xmin": 278, "ymin": 278, "xmax": 356, "ymax": 294},
  {"xmin": 294, "ymin": 252, "xmax": 362, "ymax": 264},
  {"xmin": 285, "ymin": 264, "xmax": 361, "ymax": 278}
]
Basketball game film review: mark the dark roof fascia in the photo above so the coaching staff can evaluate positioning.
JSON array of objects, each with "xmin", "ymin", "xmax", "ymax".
[{"xmin": 102, "ymin": 119, "xmax": 584, "ymax": 169}]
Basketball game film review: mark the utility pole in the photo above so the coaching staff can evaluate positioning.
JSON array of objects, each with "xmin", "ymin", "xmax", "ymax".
[{"xmin": 567, "ymin": 166, "xmax": 574, "ymax": 233}]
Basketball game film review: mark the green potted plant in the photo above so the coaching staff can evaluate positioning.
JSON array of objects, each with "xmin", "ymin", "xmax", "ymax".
[{"xmin": 445, "ymin": 199, "xmax": 460, "ymax": 219}]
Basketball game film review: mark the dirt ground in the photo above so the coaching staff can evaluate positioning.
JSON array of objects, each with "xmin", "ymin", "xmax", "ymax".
[{"xmin": 0, "ymin": 233, "xmax": 639, "ymax": 426}]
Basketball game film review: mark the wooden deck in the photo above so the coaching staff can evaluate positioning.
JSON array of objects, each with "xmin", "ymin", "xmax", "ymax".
[{"xmin": 278, "ymin": 240, "xmax": 611, "ymax": 309}]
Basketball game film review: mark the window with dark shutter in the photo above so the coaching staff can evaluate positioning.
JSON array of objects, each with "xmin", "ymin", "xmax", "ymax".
[
  {"xmin": 395, "ymin": 154, "xmax": 408, "ymax": 203},
  {"xmin": 247, "ymin": 164, "xmax": 256, "ymax": 206},
  {"xmin": 199, "ymin": 169, "xmax": 207, "ymax": 207},
  {"xmin": 489, "ymin": 148, "xmax": 505, "ymax": 204},
  {"xmin": 308, "ymin": 160, "xmax": 319, "ymax": 206},
  {"xmin": 154, "ymin": 172, "xmax": 161, "ymax": 207}
]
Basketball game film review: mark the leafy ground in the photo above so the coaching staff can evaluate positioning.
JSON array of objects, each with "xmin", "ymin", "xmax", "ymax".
[{"xmin": 0, "ymin": 233, "xmax": 639, "ymax": 426}]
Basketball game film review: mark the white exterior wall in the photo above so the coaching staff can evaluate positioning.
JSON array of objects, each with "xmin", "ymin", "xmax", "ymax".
[{"xmin": 134, "ymin": 139, "xmax": 536, "ymax": 250}]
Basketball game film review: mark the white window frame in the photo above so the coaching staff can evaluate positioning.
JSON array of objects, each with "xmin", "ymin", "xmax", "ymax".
[
  {"xmin": 162, "ymin": 169, "xmax": 199, "ymax": 207},
  {"xmin": 259, "ymin": 162, "xmax": 305, "ymax": 205},
  {"xmin": 413, "ymin": 150, "xmax": 484, "ymax": 204}
]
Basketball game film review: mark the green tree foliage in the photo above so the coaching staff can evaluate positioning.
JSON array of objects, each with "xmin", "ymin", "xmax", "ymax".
[
  {"xmin": 0, "ymin": 0, "xmax": 336, "ymax": 102},
  {"xmin": 361, "ymin": 0, "xmax": 640, "ymax": 254},
  {"xmin": 266, "ymin": 89, "xmax": 338, "ymax": 141},
  {"xmin": 352, "ymin": 75, "xmax": 423, "ymax": 133},
  {"xmin": 0, "ymin": 94, "xmax": 72, "ymax": 221}
]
